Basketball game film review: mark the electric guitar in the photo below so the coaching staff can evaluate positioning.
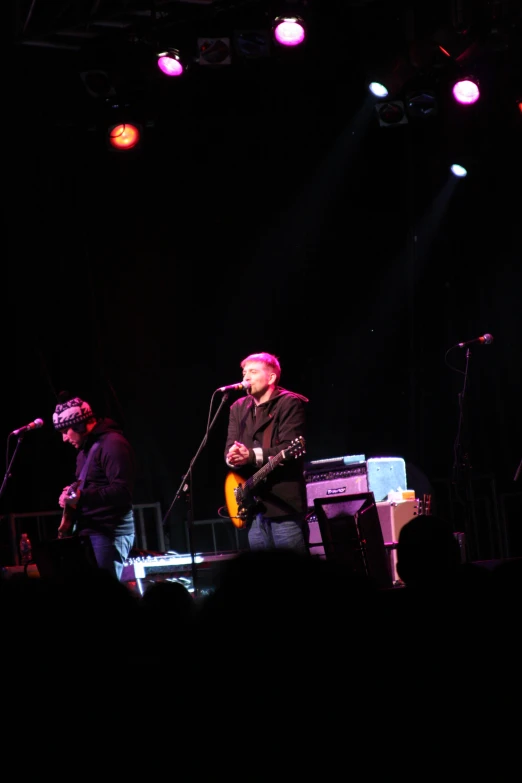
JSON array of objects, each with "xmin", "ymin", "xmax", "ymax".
[
  {"xmin": 58, "ymin": 482, "xmax": 79, "ymax": 539},
  {"xmin": 224, "ymin": 436, "xmax": 306, "ymax": 529}
]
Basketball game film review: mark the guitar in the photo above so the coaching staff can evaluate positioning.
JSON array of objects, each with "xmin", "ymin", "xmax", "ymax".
[
  {"xmin": 224, "ymin": 436, "xmax": 306, "ymax": 529},
  {"xmin": 57, "ymin": 482, "xmax": 80, "ymax": 539}
]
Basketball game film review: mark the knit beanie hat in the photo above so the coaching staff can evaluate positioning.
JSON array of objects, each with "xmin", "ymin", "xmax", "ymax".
[{"xmin": 53, "ymin": 397, "xmax": 95, "ymax": 431}]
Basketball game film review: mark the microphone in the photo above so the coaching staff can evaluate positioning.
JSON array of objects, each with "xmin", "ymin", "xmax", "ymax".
[
  {"xmin": 10, "ymin": 418, "xmax": 44, "ymax": 436},
  {"xmin": 218, "ymin": 381, "xmax": 251, "ymax": 392},
  {"xmin": 458, "ymin": 333, "xmax": 494, "ymax": 348}
]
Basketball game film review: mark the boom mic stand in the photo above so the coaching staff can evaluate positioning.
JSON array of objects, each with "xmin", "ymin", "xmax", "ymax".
[
  {"xmin": 161, "ymin": 390, "xmax": 231, "ymax": 600},
  {"xmin": 0, "ymin": 433, "xmax": 27, "ymax": 500},
  {"xmin": 450, "ymin": 346, "xmax": 478, "ymax": 561},
  {"xmin": 1, "ymin": 433, "xmax": 31, "ymax": 566}
]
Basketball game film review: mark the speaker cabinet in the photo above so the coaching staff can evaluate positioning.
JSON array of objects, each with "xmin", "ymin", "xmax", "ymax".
[
  {"xmin": 313, "ymin": 493, "xmax": 392, "ymax": 589},
  {"xmin": 306, "ymin": 473, "xmax": 369, "ymax": 509}
]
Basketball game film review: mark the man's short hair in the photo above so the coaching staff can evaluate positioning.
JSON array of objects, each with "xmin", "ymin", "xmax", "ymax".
[{"xmin": 241, "ymin": 352, "xmax": 281, "ymax": 383}]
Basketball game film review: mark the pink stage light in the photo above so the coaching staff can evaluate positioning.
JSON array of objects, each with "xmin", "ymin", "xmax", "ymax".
[
  {"xmin": 157, "ymin": 52, "xmax": 184, "ymax": 77},
  {"xmin": 452, "ymin": 79, "xmax": 480, "ymax": 105},
  {"xmin": 274, "ymin": 18, "xmax": 306, "ymax": 47}
]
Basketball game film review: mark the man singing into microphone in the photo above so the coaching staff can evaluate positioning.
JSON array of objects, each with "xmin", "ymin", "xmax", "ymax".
[
  {"xmin": 53, "ymin": 392, "xmax": 136, "ymax": 581},
  {"xmin": 224, "ymin": 352, "xmax": 310, "ymax": 553}
]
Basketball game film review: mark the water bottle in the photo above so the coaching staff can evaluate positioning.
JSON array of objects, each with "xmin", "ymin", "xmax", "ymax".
[{"xmin": 20, "ymin": 533, "xmax": 32, "ymax": 566}]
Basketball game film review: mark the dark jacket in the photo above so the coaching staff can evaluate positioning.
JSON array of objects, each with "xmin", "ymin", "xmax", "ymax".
[
  {"xmin": 74, "ymin": 418, "xmax": 136, "ymax": 538},
  {"xmin": 225, "ymin": 387, "xmax": 308, "ymax": 520}
]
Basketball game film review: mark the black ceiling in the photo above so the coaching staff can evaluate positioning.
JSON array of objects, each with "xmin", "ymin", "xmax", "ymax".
[
  {"xmin": 8, "ymin": 1, "xmax": 522, "ymax": 161},
  {"xmin": 11, "ymin": 1, "xmax": 521, "ymax": 101},
  {"xmin": 11, "ymin": 1, "xmax": 520, "ymax": 51}
]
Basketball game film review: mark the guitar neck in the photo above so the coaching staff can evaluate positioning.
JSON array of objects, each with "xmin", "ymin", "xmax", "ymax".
[{"xmin": 244, "ymin": 451, "xmax": 286, "ymax": 493}]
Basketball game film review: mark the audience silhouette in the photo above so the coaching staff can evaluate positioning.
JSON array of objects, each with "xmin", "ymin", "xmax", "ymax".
[{"xmin": 2, "ymin": 511, "xmax": 520, "ymax": 760}]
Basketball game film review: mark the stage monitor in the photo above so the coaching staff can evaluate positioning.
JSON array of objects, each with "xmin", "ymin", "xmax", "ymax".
[{"xmin": 313, "ymin": 492, "xmax": 392, "ymax": 589}]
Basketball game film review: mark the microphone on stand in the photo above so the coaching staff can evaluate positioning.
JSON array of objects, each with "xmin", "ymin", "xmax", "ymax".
[
  {"xmin": 10, "ymin": 418, "xmax": 45, "ymax": 436},
  {"xmin": 458, "ymin": 333, "xmax": 494, "ymax": 348},
  {"xmin": 217, "ymin": 380, "xmax": 251, "ymax": 392}
]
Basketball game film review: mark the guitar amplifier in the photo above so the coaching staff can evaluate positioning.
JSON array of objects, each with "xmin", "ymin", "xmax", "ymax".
[
  {"xmin": 305, "ymin": 464, "xmax": 368, "ymax": 509},
  {"xmin": 304, "ymin": 455, "xmax": 366, "ymax": 477},
  {"xmin": 304, "ymin": 457, "xmax": 407, "ymax": 508}
]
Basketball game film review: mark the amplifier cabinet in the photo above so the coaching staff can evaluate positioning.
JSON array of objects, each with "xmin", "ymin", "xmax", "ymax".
[
  {"xmin": 305, "ymin": 457, "xmax": 407, "ymax": 507},
  {"xmin": 306, "ymin": 474, "xmax": 369, "ymax": 510}
]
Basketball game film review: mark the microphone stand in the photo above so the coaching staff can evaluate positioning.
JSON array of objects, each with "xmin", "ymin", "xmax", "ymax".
[
  {"xmin": 1, "ymin": 435, "xmax": 28, "ymax": 567},
  {"xmin": 451, "ymin": 347, "xmax": 477, "ymax": 561},
  {"xmin": 161, "ymin": 391, "xmax": 231, "ymax": 600},
  {"xmin": 0, "ymin": 434, "xmax": 26, "ymax": 500}
]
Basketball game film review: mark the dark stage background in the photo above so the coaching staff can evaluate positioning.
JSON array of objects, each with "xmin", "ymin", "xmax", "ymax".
[{"xmin": 4, "ymin": 0, "xmax": 521, "ymax": 563}]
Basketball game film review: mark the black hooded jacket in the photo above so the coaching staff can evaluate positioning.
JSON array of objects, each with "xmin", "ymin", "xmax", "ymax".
[
  {"xmin": 73, "ymin": 417, "xmax": 136, "ymax": 537},
  {"xmin": 224, "ymin": 387, "xmax": 308, "ymax": 520}
]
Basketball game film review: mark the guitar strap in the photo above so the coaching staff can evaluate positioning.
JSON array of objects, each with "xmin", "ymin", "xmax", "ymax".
[
  {"xmin": 60, "ymin": 441, "xmax": 100, "ymax": 538},
  {"xmin": 77, "ymin": 440, "xmax": 100, "ymax": 490},
  {"xmin": 262, "ymin": 419, "xmax": 274, "ymax": 450}
]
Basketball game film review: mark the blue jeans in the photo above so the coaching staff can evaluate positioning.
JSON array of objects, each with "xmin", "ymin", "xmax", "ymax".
[
  {"xmin": 248, "ymin": 513, "xmax": 309, "ymax": 554},
  {"xmin": 81, "ymin": 532, "xmax": 135, "ymax": 581}
]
